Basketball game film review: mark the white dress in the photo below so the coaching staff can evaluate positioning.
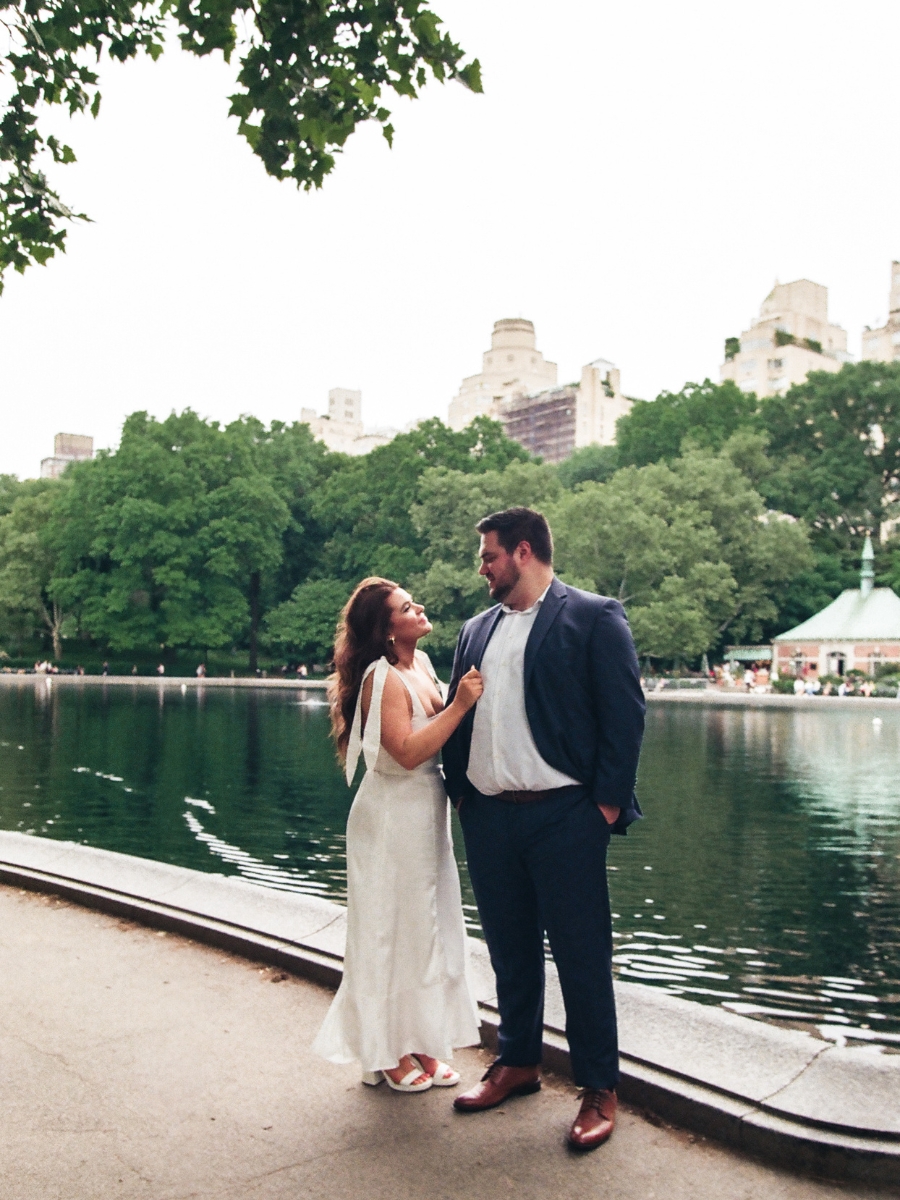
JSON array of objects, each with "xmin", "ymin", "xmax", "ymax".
[{"xmin": 312, "ymin": 655, "xmax": 481, "ymax": 1071}]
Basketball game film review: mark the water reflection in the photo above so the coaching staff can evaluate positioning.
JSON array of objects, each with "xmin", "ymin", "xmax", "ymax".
[{"xmin": 0, "ymin": 683, "xmax": 897, "ymax": 1048}]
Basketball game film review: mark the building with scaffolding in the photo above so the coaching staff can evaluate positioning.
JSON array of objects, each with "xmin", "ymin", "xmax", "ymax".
[
  {"xmin": 497, "ymin": 359, "xmax": 633, "ymax": 464},
  {"xmin": 448, "ymin": 319, "xmax": 633, "ymax": 463},
  {"xmin": 40, "ymin": 433, "xmax": 94, "ymax": 479}
]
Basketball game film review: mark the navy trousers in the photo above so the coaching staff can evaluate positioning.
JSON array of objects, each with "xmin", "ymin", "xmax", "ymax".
[{"xmin": 458, "ymin": 785, "xmax": 618, "ymax": 1090}]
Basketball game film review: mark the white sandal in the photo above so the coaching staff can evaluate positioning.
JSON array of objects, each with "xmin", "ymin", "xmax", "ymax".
[
  {"xmin": 385, "ymin": 1065, "xmax": 433, "ymax": 1093},
  {"xmin": 412, "ymin": 1056, "xmax": 460, "ymax": 1087},
  {"xmin": 362, "ymin": 1065, "xmax": 433, "ymax": 1092}
]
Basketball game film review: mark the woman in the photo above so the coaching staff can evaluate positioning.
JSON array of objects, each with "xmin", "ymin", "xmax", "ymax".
[{"xmin": 312, "ymin": 577, "xmax": 484, "ymax": 1093}]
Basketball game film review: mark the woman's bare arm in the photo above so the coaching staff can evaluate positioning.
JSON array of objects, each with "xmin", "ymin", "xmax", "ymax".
[{"xmin": 362, "ymin": 666, "xmax": 482, "ymax": 771}]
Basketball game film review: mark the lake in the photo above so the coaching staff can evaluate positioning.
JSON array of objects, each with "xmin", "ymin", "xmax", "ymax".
[{"xmin": 1, "ymin": 679, "xmax": 897, "ymax": 1049}]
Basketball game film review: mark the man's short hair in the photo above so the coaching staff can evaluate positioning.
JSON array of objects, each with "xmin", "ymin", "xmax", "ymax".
[{"xmin": 476, "ymin": 507, "xmax": 553, "ymax": 564}]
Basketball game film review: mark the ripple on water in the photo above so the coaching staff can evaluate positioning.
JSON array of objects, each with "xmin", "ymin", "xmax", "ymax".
[{"xmin": 0, "ymin": 686, "xmax": 897, "ymax": 1047}]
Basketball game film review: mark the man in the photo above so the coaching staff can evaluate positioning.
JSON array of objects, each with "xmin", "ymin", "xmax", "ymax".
[{"xmin": 444, "ymin": 507, "xmax": 645, "ymax": 1150}]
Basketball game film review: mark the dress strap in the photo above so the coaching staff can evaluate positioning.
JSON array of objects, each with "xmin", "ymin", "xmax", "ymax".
[{"xmin": 345, "ymin": 658, "xmax": 389, "ymax": 784}]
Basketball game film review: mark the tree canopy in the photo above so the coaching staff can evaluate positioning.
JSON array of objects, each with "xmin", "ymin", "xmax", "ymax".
[
  {"xmin": 311, "ymin": 416, "xmax": 530, "ymax": 584},
  {"xmin": 6, "ymin": 366, "xmax": 900, "ymax": 672},
  {"xmin": 615, "ymin": 379, "xmax": 758, "ymax": 468},
  {"xmin": 0, "ymin": 0, "xmax": 481, "ymax": 289},
  {"xmin": 0, "ymin": 478, "xmax": 71, "ymax": 656},
  {"xmin": 551, "ymin": 444, "xmax": 812, "ymax": 660},
  {"xmin": 48, "ymin": 410, "xmax": 329, "ymax": 663},
  {"xmin": 761, "ymin": 361, "xmax": 900, "ymax": 551}
]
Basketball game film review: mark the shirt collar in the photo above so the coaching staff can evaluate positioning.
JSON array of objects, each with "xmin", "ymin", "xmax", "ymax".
[{"xmin": 501, "ymin": 582, "xmax": 552, "ymax": 616}]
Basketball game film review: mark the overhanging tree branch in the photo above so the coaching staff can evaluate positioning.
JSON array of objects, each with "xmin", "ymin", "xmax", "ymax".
[{"xmin": 0, "ymin": 0, "xmax": 481, "ymax": 289}]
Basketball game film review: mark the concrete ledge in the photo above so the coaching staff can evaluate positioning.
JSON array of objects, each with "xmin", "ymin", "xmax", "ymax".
[
  {"xmin": 646, "ymin": 689, "xmax": 900, "ymax": 711},
  {"xmin": 0, "ymin": 674, "xmax": 328, "ymax": 689},
  {"xmin": 0, "ymin": 830, "xmax": 896, "ymax": 1186}
]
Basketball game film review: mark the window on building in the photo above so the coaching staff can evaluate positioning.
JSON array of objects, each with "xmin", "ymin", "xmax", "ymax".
[{"xmin": 767, "ymin": 358, "xmax": 784, "ymax": 370}]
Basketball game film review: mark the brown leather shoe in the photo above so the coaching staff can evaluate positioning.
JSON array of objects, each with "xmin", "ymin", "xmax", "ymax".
[
  {"xmin": 453, "ymin": 1061, "xmax": 541, "ymax": 1112},
  {"xmin": 567, "ymin": 1088, "xmax": 617, "ymax": 1150}
]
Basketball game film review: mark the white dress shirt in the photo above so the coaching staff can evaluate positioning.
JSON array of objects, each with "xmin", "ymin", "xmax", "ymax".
[{"xmin": 467, "ymin": 585, "xmax": 581, "ymax": 795}]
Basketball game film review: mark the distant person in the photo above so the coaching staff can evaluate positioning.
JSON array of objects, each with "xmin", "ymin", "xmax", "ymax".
[
  {"xmin": 131, "ymin": 665, "xmax": 138, "ymax": 675},
  {"xmin": 156, "ymin": 663, "xmax": 165, "ymax": 676},
  {"xmin": 313, "ymin": 577, "xmax": 483, "ymax": 1094},
  {"xmin": 102, "ymin": 661, "xmax": 109, "ymax": 676},
  {"xmin": 838, "ymin": 680, "xmax": 848, "ymax": 697},
  {"xmin": 76, "ymin": 665, "xmax": 85, "ymax": 676},
  {"xmin": 793, "ymin": 677, "xmax": 805, "ymax": 696},
  {"xmin": 298, "ymin": 663, "xmax": 308, "ymax": 678},
  {"xmin": 196, "ymin": 663, "xmax": 206, "ymax": 678},
  {"xmin": 743, "ymin": 667, "xmax": 755, "ymax": 692}
]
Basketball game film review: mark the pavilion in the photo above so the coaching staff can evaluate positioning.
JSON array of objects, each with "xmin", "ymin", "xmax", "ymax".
[{"xmin": 772, "ymin": 536, "xmax": 900, "ymax": 678}]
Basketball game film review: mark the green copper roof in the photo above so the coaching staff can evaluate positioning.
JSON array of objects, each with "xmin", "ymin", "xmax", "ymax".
[{"xmin": 774, "ymin": 587, "xmax": 900, "ymax": 642}]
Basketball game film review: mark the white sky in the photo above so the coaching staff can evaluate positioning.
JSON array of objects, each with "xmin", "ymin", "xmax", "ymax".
[{"xmin": 2, "ymin": 0, "xmax": 899, "ymax": 478}]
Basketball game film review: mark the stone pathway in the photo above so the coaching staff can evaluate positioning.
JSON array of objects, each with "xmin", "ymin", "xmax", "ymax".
[{"xmin": 0, "ymin": 886, "xmax": 888, "ymax": 1199}]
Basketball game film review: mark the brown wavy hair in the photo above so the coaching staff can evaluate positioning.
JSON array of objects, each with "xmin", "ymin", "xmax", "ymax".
[{"xmin": 329, "ymin": 576, "xmax": 399, "ymax": 762}]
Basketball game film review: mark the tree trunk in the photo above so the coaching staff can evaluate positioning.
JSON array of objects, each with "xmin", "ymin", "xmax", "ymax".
[
  {"xmin": 41, "ymin": 600, "xmax": 64, "ymax": 661},
  {"xmin": 248, "ymin": 570, "xmax": 260, "ymax": 674}
]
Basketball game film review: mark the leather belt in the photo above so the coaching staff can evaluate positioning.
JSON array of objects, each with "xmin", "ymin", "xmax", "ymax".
[{"xmin": 495, "ymin": 787, "xmax": 569, "ymax": 804}]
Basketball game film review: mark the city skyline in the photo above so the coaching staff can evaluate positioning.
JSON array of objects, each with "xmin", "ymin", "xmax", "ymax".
[{"xmin": 2, "ymin": 1, "xmax": 900, "ymax": 479}]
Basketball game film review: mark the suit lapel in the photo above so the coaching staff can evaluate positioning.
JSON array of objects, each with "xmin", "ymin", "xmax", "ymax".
[
  {"xmin": 466, "ymin": 605, "xmax": 504, "ymax": 670},
  {"xmin": 524, "ymin": 577, "xmax": 567, "ymax": 688}
]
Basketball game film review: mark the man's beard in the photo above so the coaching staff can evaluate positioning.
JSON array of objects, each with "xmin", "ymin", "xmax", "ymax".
[{"xmin": 490, "ymin": 567, "xmax": 519, "ymax": 602}]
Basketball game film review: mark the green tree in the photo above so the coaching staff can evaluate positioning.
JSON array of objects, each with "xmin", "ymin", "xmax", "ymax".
[
  {"xmin": 50, "ymin": 411, "xmax": 292, "ymax": 664},
  {"xmin": 755, "ymin": 361, "xmax": 900, "ymax": 623},
  {"xmin": 0, "ymin": 0, "xmax": 481, "ymax": 288},
  {"xmin": 549, "ymin": 445, "xmax": 812, "ymax": 661},
  {"xmin": 615, "ymin": 379, "xmax": 759, "ymax": 468},
  {"xmin": 312, "ymin": 416, "xmax": 531, "ymax": 585},
  {"xmin": 555, "ymin": 443, "xmax": 619, "ymax": 489},
  {"xmin": 761, "ymin": 361, "xmax": 900, "ymax": 551},
  {"xmin": 263, "ymin": 576, "xmax": 350, "ymax": 662},
  {"xmin": 0, "ymin": 479, "xmax": 71, "ymax": 657},
  {"xmin": 409, "ymin": 459, "xmax": 560, "ymax": 654},
  {"xmin": 0, "ymin": 474, "xmax": 25, "ymax": 516}
]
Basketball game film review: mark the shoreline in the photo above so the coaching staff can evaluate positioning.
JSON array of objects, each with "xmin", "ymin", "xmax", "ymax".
[
  {"xmin": 0, "ymin": 673, "xmax": 329, "ymax": 690},
  {"xmin": 0, "ymin": 830, "xmax": 895, "ymax": 1187},
  {"xmin": 646, "ymin": 688, "xmax": 900, "ymax": 711}
]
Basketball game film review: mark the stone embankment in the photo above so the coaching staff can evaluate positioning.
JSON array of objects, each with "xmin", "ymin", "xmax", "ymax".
[
  {"xmin": 0, "ymin": 831, "xmax": 896, "ymax": 1189},
  {"xmin": 0, "ymin": 672, "xmax": 329, "ymax": 689},
  {"xmin": 648, "ymin": 688, "xmax": 900, "ymax": 711}
]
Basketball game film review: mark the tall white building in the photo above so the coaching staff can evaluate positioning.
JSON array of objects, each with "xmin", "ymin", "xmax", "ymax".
[
  {"xmin": 861, "ymin": 261, "xmax": 900, "ymax": 363},
  {"xmin": 720, "ymin": 279, "xmax": 851, "ymax": 397},
  {"xmin": 447, "ymin": 319, "xmax": 558, "ymax": 431},
  {"xmin": 301, "ymin": 388, "xmax": 397, "ymax": 456}
]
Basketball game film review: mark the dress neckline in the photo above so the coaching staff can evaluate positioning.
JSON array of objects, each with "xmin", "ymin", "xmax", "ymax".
[{"xmin": 389, "ymin": 662, "xmax": 433, "ymax": 720}]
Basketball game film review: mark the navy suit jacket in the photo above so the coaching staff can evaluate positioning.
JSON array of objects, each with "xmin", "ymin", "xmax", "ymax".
[{"xmin": 443, "ymin": 577, "xmax": 646, "ymax": 834}]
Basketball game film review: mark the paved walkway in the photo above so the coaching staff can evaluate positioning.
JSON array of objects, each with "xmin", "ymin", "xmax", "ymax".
[{"xmin": 0, "ymin": 886, "xmax": 887, "ymax": 1200}]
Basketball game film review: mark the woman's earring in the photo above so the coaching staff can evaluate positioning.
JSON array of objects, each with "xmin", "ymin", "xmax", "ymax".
[{"xmin": 388, "ymin": 636, "xmax": 395, "ymax": 645}]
